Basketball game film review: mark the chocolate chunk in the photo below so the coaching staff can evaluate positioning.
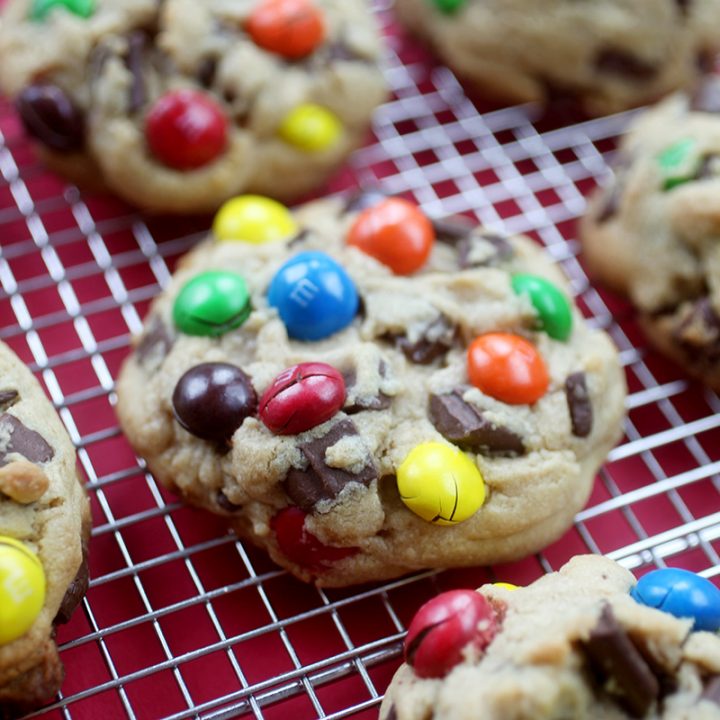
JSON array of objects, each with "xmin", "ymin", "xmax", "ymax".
[
  {"xmin": 694, "ymin": 153, "xmax": 720, "ymax": 181},
  {"xmin": 344, "ymin": 189, "xmax": 387, "ymax": 213},
  {"xmin": 393, "ymin": 316, "xmax": 456, "ymax": 365},
  {"xmin": 565, "ymin": 373, "xmax": 593, "ymax": 438},
  {"xmin": 136, "ymin": 317, "xmax": 174, "ymax": 366},
  {"xmin": 583, "ymin": 604, "xmax": 659, "ymax": 717},
  {"xmin": 0, "ymin": 390, "xmax": 19, "ymax": 412},
  {"xmin": 342, "ymin": 368, "xmax": 392, "ymax": 414},
  {"xmin": 198, "ymin": 56, "xmax": 218, "ymax": 88},
  {"xmin": 287, "ymin": 229, "xmax": 310, "ymax": 248},
  {"xmin": 53, "ymin": 524, "xmax": 89, "ymax": 625},
  {"xmin": 284, "ymin": 419, "xmax": 377, "ymax": 511},
  {"xmin": 429, "ymin": 391, "xmax": 524, "ymax": 456},
  {"xmin": 674, "ymin": 298, "xmax": 720, "ymax": 364},
  {"xmin": 431, "ymin": 216, "xmax": 474, "ymax": 244},
  {"xmin": 691, "ymin": 76, "xmax": 720, "ymax": 113},
  {"xmin": 385, "ymin": 705, "xmax": 398, "ymax": 720},
  {"xmin": 0, "ymin": 414, "xmax": 54, "ymax": 467},
  {"xmin": 16, "ymin": 83, "xmax": 85, "ymax": 153},
  {"xmin": 702, "ymin": 675, "xmax": 720, "ymax": 705},
  {"xmin": 458, "ymin": 233, "xmax": 514, "ymax": 269},
  {"xmin": 594, "ymin": 49, "xmax": 658, "ymax": 81},
  {"xmin": 216, "ymin": 489, "xmax": 242, "ymax": 512},
  {"xmin": 327, "ymin": 40, "xmax": 372, "ymax": 64},
  {"xmin": 675, "ymin": 0, "xmax": 691, "ymax": 16},
  {"xmin": 125, "ymin": 31, "xmax": 149, "ymax": 113}
]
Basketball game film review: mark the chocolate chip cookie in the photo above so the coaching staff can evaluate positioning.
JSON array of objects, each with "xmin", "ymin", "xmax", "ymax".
[
  {"xmin": 380, "ymin": 555, "xmax": 720, "ymax": 720},
  {"xmin": 0, "ymin": 0, "xmax": 385, "ymax": 213},
  {"xmin": 0, "ymin": 341, "xmax": 90, "ymax": 717},
  {"xmin": 115, "ymin": 192, "xmax": 625, "ymax": 587},
  {"xmin": 582, "ymin": 76, "xmax": 720, "ymax": 390},
  {"xmin": 395, "ymin": 0, "xmax": 720, "ymax": 116}
]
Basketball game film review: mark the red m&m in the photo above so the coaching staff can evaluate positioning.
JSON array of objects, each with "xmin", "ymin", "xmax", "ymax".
[
  {"xmin": 467, "ymin": 333, "xmax": 549, "ymax": 405},
  {"xmin": 259, "ymin": 362, "xmax": 346, "ymax": 435},
  {"xmin": 146, "ymin": 90, "xmax": 228, "ymax": 170},
  {"xmin": 272, "ymin": 507, "xmax": 357, "ymax": 571},
  {"xmin": 247, "ymin": 0, "xmax": 326, "ymax": 60},
  {"xmin": 405, "ymin": 589, "xmax": 498, "ymax": 678},
  {"xmin": 347, "ymin": 198, "xmax": 435, "ymax": 275}
]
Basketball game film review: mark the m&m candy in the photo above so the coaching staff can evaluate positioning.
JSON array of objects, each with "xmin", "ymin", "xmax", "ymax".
[
  {"xmin": 246, "ymin": 0, "xmax": 325, "ymax": 60},
  {"xmin": 347, "ymin": 198, "xmax": 435, "ymax": 275},
  {"xmin": 397, "ymin": 442, "xmax": 485, "ymax": 525},
  {"xmin": 172, "ymin": 363, "xmax": 257, "ymax": 443},
  {"xmin": 173, "ymin": 271, "xmax": 251, "ymax": 337},
  {"xmin": 278, "ymin": 104, "xmax": 342, "ymax": 153},
  {"xmin": 511, "ymin": 274, "xmax": 573, "ymax": 341},
  {"xmin": 0, "ymin": 537, "xmax": 46, "ymax": 645},
  {"xmin": 467, "ymin": 333, "xmax": 549, "ymax": 405},
  {"xmin": 630, "ymin": 567, "xmax": 720, "ymax": 632},
  {"xmin": 272, "ymin": 507, "xmax": 357, "ymax": 571},
  {"xmin": 404, "ymin": 589, "xmax": 497, "ymax": 678},
  {"xmin": 146, "ymin": 90, "xmax": 228, "ymax": 171},
  {"xmin": 259, "ymin": 362, "xmax": 346, "ymax": 435},
  {"xmin": 657, "ymin": 138, "xmax": 699, "ymax": 191},
  {"xmin": 493, "ymin": 582, "xmax": 519, "ymax": 591},
  {"xmin": 267, "ymin": 251, "xmax": 359, "ymax": 340},
  {"xmin": 30, "ymin": 0, "xmax": 94, "ymax": 20},
  {"xmin": 432, "ymin": 0, "xmax": 466, "ymax": 13},
  {"xmin": 213, "ymin": 195, "xmax": 297, "ymax": 244},
  {"xmin": 17, "ymin": 84, "xmax": 85, "ymax": 153}
]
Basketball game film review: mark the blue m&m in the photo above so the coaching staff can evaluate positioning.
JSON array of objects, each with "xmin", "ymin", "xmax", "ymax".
[
  {"xmin": 630, "ymin": 567, "xmax": 720, "ymax": 632},
  {"xmin": 267, "ymin": 251, "xmax": 359, "ymax": 341}
]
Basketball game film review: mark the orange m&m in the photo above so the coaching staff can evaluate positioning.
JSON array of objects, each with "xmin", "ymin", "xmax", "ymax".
[
  {"xmin": 467, "ymin": 333, "xmax": 549, "ymax": 405},
  {"xmin": 246, "ymin": 0, "xmax": 325, "ymax": 60},
  {"xmin": 347, "ymin": 198, "xmax": 435, "ymax": 275}
]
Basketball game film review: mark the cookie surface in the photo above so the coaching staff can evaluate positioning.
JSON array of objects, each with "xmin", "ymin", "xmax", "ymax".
[
  {"xmin": 581, "ymin": 76, "xmax": 720, "ymax": 390},
  {"xmin": 116, "ymin": 192, "xmax": 625, "ymax": 587},
  {"xmin": 0, "ymin": 0, "xmax": 386, "ymax": 212},
  {"xmin": 395, "ymin": 0, "xmax": 720, "ymax": 116},
  {"xmin": 380, "ymin": 555, "xmax": 720, "ymax": 719},
  {"xmin": 0, "ymin": 341, "xmax": 90, "ymax": 716}
]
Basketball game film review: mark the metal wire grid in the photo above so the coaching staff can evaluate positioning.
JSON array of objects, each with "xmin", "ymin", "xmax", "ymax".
[{"xmin": 1, "ymin": 2, "xmax": 720, "ymax": 718}]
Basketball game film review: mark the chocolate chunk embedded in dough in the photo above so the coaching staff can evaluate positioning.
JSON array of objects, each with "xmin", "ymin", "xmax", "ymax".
[
  {"xmin": 125, "ymin": 31, "xmax": 149, "ymax": 112},
  {"xmin": 582, "ymin": 604, "xmax": 660, "ymax": 718},
  {"xmin": 284, "ymin": 419, "xmax": 377, "ymax": 511},
  {"xmin": 342, "ymin": 368, "xmax": 392, "ymax": 414},
  {"xmin": 136, "ymin": 317, "xmax": 175, "ymax": 366},
  {"xmin": 0, "ymin": 390, "xmax": 19, "ymax": 412},
  {"xmin": 394, "ymin": 316, "xmax": 457, "ymax": 365},
  {"xmin": 692, "ymin": 76, "xmax": 720, "ymax": 113},
  {"xmin": 16, "ymin": 83, "xmax": 85, "ymax": 153},
  {"xmin": 344, "ymin": 189, "xmax": 387, "ymax": 213},
  {"xmin": 458, "ymin": 233, "xmax": 514, "ymax": 269},
  {"xmin": 0, "ymin": 414, "xmax": 54, "ymax": 467},
  {"xmin": 53, "ymin": 527, "xmax": 89, "ymax": 625},
  {"xmin": 429, "ymin": 391, "xmax": 524, "ymax": 456},
  {"xmin": 432, "ymin": 216, "xmax": 474, "ymax": 244},
  {"xmin": 594, "ymin": 49, "xmax": 658, "ymax": 81},
  {"xmin": 565, "ymin": 372, "xmax": 593, "ymax": 438}
]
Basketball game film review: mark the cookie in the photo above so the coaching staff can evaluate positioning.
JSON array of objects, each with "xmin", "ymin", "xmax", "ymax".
[
  {"xmin": 0, "ymin": 341, "xmax": 90, "ymax": 717},
  {"xmin": 581, "ymin": 75, "xmax": 720, "ymax": 390},
  {"xmin": 380, "ymin": 555, "xmax": 720, "ymax": 720},
  {"xmin": 115, "ymin": 192, "xmax": 626, "ymax": 587},
  {"xmin": 395, "ymin": 0, "xmax": 720, "ymax": 116},
  {"xmin": 0, "ymin": 0, "xmax": 385, "ymax": 213}
]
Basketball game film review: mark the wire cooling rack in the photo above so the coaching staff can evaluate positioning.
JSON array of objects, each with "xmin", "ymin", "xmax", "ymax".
[{"xmin": 3, "ymin": 2, "xmax": 720, "ymax": 719}]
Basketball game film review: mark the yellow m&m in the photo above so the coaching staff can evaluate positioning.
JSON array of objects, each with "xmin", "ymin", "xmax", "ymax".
[
  {"xmin": 493, "ymin": 582, "xmax": 519, "ymax": 591},
  {"xmin": 213, "ymin": 195, "xmax": 298, "ymax": 244},
  {"xmin": 397, "ymin": 442, "xmax": 485, "ymax": 526},
  {"xmin": 0, "ymin": 536, "xmax": 46, "ymax": 645},
  {"xmin": 279, "ymin": 104, "xmax": 342, "ymax": 152}
]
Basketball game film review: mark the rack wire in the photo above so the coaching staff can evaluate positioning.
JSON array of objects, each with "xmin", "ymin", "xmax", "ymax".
[{"xmin": 2, "ymin": 2, "xmax": 720, "ymax": 718}]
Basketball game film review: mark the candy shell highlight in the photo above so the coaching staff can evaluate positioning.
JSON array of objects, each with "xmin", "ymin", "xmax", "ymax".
[
  {"xmin": 0, "ymin": 537, "xmax": 46, "ymax": 645},
  {"xmin": 214, "ymin": 195, "xmax": 297, "ymax": 244},
  {"xmin": 397, "ymin": 442, "xmax": 485, "ymax": 525}
]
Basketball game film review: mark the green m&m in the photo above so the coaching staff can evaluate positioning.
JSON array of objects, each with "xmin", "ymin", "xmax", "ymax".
[
  {"xmin": 432, "ymin": 0, "xmax": 465, "ymax": 13},
  {"xmin": 173, "ymin": 271, "xmax": 251, "ymax": 337},
  {"xmin": 30, "ymin": 0, "xmax": 95, "ymax": 20},
  {"xmin": 657, "ymin": 138, "xmax": 699, "ymax": 191},
  {"xmin": 511, "ymin": 273, "xmax": 573, "ymax": 341}
]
